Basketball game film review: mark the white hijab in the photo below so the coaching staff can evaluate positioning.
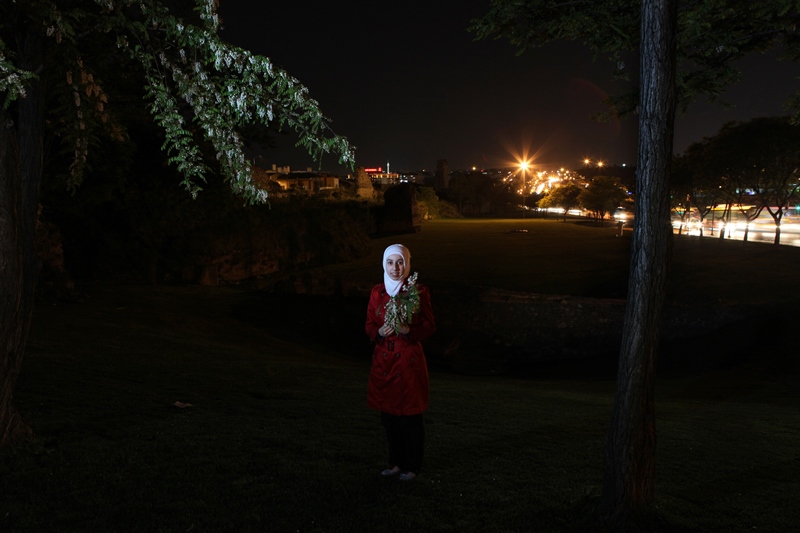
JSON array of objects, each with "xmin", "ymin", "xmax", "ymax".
[{"xmin": 382, "ymin": 244, "xmax": 411, "ymax": 297}]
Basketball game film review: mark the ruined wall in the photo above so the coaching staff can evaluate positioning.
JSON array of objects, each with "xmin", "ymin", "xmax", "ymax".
[{"xmin": 268, "ymin": 274, "xmax": 750, "ymax": 368}]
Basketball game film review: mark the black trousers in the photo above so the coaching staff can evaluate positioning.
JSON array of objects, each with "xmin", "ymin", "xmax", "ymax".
[{"xmin": 381, "ymin": 412, "xmax": 425, "ymax": 474}]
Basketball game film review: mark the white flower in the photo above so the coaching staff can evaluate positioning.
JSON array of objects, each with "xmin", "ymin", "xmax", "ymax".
[{"xmin": 381, "ymin": 272, "xmax": 421, "ymax": 335}]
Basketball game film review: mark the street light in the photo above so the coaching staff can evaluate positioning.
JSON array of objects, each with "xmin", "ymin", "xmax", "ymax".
[{"xmin": 519, "ymin": 160, "xmax": 529, "ymax": 218}]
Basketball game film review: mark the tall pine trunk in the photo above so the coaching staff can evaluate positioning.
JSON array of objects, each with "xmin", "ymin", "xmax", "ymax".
[
  {"xmin": 0, "ymin": 24, "xmax": 45, "ymax": 447},
  {"xmin": 600, "ymin": 0, "xmax": 676, "ymax": 522}
]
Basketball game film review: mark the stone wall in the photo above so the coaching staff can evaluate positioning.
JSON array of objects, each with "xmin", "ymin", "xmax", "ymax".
[
  {"xmin": 170, "ymin": 202, "xmax": 374, "ymax": 285},
  {"xmin": 267, "ymin": 273, "xmax": 751, "ymax": 368},
  {"xmin": 354, "ymin": 167, "xmax": 377, "ymax": 200},
  {"xmin": 371, "ymin": 183, "xmax": 421, "ymax": 236},
  {"xmin": 431, "ymin": 287, "xmax": 748, "ymax": 364}
]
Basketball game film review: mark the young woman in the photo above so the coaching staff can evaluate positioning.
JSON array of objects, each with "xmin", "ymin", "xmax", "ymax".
[{"xmin": 366, "ymin": 244, "xmax": 436, "ymax": 481}]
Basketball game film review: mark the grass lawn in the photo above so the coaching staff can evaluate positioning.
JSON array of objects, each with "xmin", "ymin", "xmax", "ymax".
[
  {"xmin": 2, "ymin": 218, "xmax": 799, "ymax": 532},
  {"xmin": 308, "ymin": 218, "xmax": 800, "ymax": 306},
  {"xmin": 308, "ymin": 218, "xmax": 633, "ymax": 298}
]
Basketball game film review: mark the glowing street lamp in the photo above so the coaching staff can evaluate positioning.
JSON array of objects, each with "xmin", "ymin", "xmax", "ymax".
[{"xmin": 519, "ymin": 160, "xmax": 530, "ymax": 218}]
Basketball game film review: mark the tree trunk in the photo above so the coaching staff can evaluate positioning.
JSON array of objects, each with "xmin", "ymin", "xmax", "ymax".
[
  {"xmin": 719, "ymin": 203, "xmax": 730, "ymax": 239},
  {"xmin": 772, "ymin": 211, "xmax": 783, "ymax": 245},
  {"xmin": 600, "ymin": 0, "xmax": 676, "ymax": 523},
  {"xmin": 0, "ymin": 24, "xmax": 45, "ymax": 447},
  {"xmin": 0, "ymin": 112, "xmax": 29, "ymax": 446}
]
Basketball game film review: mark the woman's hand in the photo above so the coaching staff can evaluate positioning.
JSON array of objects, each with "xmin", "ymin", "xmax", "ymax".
[{"xmin": 378, "ymin": 323, "xmax": 409, "ymax": 337}]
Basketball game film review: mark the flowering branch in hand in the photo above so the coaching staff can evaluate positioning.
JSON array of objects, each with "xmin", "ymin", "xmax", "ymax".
[{"xmin": 381, "ymin": 272, "xmax": 420, "ymax": 335}]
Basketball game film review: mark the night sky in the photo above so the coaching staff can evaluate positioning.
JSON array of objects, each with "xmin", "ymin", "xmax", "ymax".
[{"xmin": 218, "ymin": 1, "xmax": 799, "ymax": 174}]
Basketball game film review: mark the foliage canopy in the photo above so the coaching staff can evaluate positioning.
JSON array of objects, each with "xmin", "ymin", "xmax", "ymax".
[
  {"xmin": 471, "ymin": 1, "xmax": 800, "ymax": 118},
  {"xmin": 1, "ymin": 0, "xmax": 355, "ymax": 203}
]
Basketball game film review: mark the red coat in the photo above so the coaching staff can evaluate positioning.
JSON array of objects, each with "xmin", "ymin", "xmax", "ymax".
[{"xmin": 366, "ymin": 282, "xmax": 436, "ymax": 416}]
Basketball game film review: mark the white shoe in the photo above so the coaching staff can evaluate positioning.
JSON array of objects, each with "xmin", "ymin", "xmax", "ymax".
[
  {"xmin": 398, "ymin": 472, "xmax": 416, "ymax": 481},
  {"xmin": 381, "ymin": 466, "xmax": 400, "ymax": 476}
]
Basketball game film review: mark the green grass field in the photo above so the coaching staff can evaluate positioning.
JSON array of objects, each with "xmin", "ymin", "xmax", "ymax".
[
  {"xmin": 310, "ymin": 218, "xmax": 800, "ymax": 306},
  {"xmin": 2, "ymin": 218, "xmax": 799, "ymax": 532}
]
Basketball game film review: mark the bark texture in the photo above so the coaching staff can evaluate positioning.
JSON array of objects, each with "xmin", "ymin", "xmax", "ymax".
[
  {"xmin": 0, "ymin": 24, "xmax": 45, "ymax": 447},
  {"xmin": 600, "ymin": 0, "xmax": 677, "ymax": 522}
]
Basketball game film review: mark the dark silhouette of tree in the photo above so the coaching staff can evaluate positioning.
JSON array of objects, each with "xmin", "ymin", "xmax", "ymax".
[
  {"xmin": 446, "ymin": 173, "xmax": 472, "ymax": 213},
  {"xmin": 692, "ymin": 133, "xmax": 764, "ymax": 242},
  {"xmin": 1, "ymin": 0, "xmax": 352, "ymax": 447},
  {"xmin": 669, "ymin": 155, "xmax": 693, "ymax": 235},
  {"xmin": 435, "ymin": 159, "xmax": 450, "ymax": 191},
  {"xmin": 472, "ymin": 0, "xmax": 798, "ymax": 524},
  {"xmin": 704, "ymin": 117, "xmax": 800, "ymax": 245},
  {"xmin": 579, "ymin": 176, "xmax": 628, "ymax": 226},
  {"xmin": 446, "ymin": 171, "xmax": 505, "ymax": 215},
  {"xmin": 538, "ymin": 182, "xmax": 583, "ymax": 221},
  {"xmin": 672, "ymin": 143, "xmax": 727, "ymax": 237}
]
